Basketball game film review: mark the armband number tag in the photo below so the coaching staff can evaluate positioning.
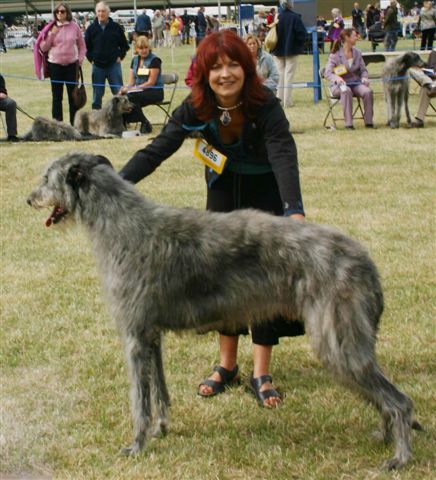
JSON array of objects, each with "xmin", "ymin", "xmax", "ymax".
[{"xmin": 193, "ymin": 139, "xmax": 227, "ymax": 174}]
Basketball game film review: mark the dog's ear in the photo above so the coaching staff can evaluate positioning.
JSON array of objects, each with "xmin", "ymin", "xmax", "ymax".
[
  {"xmin": 66, "ymin": 164, "xmax": 87, "ymax": 191},
  {"xmin": 94, "ymin": 155, "xmax": 114, "ymax": 169}
]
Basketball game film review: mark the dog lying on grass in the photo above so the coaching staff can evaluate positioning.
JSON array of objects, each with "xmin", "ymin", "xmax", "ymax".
[
  {"xmin": 21, "ymin": 117, "xmax": 83, "ymax": 141},
  {"xmin": 27, "ymin": 153, "xmax": 423, "ymax": 469}
]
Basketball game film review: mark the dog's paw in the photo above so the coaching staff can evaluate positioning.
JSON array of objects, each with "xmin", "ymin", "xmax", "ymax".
[
  {"xmin": 120, "ymin": 442, "xmax": 142, "ymax": 456},
  {"xmin": 381, "ymin": 454, "xmax": 410, "ymax": 470}
]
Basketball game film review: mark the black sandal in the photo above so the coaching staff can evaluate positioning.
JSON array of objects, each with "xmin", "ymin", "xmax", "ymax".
[
  {"xmin": 249, "ymin": 374, "xmax": 282, "ymax": 408},
  {"xmin": 198, "ymin": 365, "xmax": 240, "ymax": 397}
]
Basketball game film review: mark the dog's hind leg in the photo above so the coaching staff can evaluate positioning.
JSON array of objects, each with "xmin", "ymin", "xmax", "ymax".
[
  {"xmin": 357, "ymin": 364, "xmax": 414, "ymax": 470},
  {"xmin": 307, "ymin": 298, "xmax": 415, "ymax": 469},
  {"xmin": 149, "ymin": 334, "xmax": 171, "ymax": 438},
  {"xmin": 122, "ymin": 331, "xmax": 154, "ymax": 456}
]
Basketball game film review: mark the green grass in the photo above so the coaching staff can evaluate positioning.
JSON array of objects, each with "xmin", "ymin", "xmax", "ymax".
[{"xmin": 1, "ymin": 39, "xmax": 435, "ymax": 479}]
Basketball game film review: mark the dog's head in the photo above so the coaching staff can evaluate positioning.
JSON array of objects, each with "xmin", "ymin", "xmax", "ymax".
[
  {"xmin": 111, "ymin": 95, "xmax": 134, "ymax": 114},
  {"xmin": 27, "ymin": 153, "xmax": 113, "ymax": 227},
  {"xmin": 401, "ymin": 51, "xmax": 425, "ymax": 69}
]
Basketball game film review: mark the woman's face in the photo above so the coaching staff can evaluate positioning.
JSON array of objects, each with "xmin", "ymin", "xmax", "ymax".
[
  {"xmin": 345, "ymin": 30, "xmax": 358, "ymax": 46},
  {"xmin": 137, "ymin": 45, "xmax": 150, "ymax": 58},
  {"xmin": 246, "ymin": 39, "xmax": 258, "ymax": 56},
  {"xmin": 208, "ymin": 54, "xmax": 245, "ymax": 104}
]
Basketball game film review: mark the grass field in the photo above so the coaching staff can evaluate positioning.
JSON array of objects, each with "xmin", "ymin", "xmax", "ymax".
[{"xmin": 1, "ymin": 39, "xmax": 435, "ymax": 479}]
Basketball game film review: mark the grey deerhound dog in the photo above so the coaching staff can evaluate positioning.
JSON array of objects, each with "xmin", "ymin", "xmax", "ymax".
[
  {"xmin": 382, "ymin": 51, "xmax": 425, "ymax": 128},
  {"xmin": 74, "ymin": 95, "xmax": 134, "ymax": 137},
  {"xmin": 27, "ymin": 153, "xmax": 422, "ymax": 469}
]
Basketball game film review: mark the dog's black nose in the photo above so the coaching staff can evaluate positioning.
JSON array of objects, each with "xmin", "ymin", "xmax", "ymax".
[{"xmin": 26, "ymin": 197, "xmax": 32, "ymax": 206}]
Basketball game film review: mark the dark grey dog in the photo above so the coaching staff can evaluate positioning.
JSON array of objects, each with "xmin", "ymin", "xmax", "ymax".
[
  {"xmin": 74, "ymin": 95, "xmax": 134, "ymax": 137},
  {"xmin": 382, "ymin": 51, "xmax": 425, "ymax": 128},
  {"xmin": 27, "ymin": 153, "xmax": 422, "ymax": 469},
  {"xmin": 21, "ymin": 116, "xmax": 83, "ymax": 141}
]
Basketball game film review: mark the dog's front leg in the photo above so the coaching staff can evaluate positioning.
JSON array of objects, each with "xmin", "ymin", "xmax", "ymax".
[
  {"xmin": 122, "ymin": 332, "xmax": 154, "ymax": 456},
  {"xmin": 385, "ymin": 89, "xmax": 393, "ymax": 127},
  {"xmin": 149, "ymin": 333, "xmax": 171, "ymax": 437},
  {"xmin": 404, "ymin": 88, "xmax": 411, "ymax": 126}
]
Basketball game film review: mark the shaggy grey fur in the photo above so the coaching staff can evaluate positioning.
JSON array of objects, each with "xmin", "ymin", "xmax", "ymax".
[
  {"xmin": 74, "ymin": 95, "xmax": 134, "ymax": 137},
  {"xmin": 382, "ymin": 52, "xmax": 425, "ymax": 128},
  {"xmin": 21, "ymin": 116, "xmax": 83, "ymax": 141},
  {"xmin": 27, "ymin": 153, "xmax": 422, "ymax": 469}
]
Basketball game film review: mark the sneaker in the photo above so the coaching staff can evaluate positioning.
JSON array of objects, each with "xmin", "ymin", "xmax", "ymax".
[
  {"xmin": 7, "ymin": 135, "xmax": 19, "ymax": 142},
  {"xmin": 365, "ymin": 124, "xmax": 376, "ymax": 128},
  {"xmin": 345, "ymin": 125, "xmax": 355, "ymax": 130},
  {"xmin": 140, "ymin": 121, "xmax": 152, "ymax": 134}
]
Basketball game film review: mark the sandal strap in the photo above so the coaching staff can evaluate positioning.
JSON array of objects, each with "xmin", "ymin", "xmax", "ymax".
[
  {"xmin": 213, "ymin": 364, "xmax": 239, "ymax": 384},
  {"xmin": 200, "ymin": 378, "xmax": 225, "ymax": 391},
  {"xmin": 250, "ymin": 374, "xmax": 273, "ymax": 391}
]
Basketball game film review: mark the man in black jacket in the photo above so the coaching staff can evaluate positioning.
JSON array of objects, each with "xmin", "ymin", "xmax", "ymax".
[
  {"xmin": 0, "ymin": 75, "xmax": 18, "ymax": 142},
  {"xmin": 270, "ymin": 0, "xmax": 307, "ymax": 108},
  {"xmin": 85, "ymin": 1, "xmax": 129, "ymax": 109},
  {"xmin": 351, "ymin": 3, "xmax": 365, "ymax": 38}
]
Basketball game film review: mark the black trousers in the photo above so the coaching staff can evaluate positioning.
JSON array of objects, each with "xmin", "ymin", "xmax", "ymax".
[
  {"xmin": 206, "ymin": 169, "xmax": 305, "ymax": 345},
  {"xmin": 48, "ymin": 62, "xmax": 77, "ymax": 125},
  {"xmin": 123, "ymin": 88, "xmax": 164, "ymax": 124}
]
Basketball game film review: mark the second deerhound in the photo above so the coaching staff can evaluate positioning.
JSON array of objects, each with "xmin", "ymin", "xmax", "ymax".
[
  {"xmin": 27, "ymin": 153, "xmax": 422, "ymax": 469},
  {"xmin": 382, "ymin": 51, "xmax": 425, "ymax": 128}
]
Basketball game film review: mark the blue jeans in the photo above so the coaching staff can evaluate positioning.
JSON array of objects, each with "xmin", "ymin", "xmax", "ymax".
[
  {"xmin": 91, "ymin": 62, "xmax": 123, "ymax": 109},
  {"xmin": 384, "ymin": 31, "xmax": 398, "ymax": 52}
]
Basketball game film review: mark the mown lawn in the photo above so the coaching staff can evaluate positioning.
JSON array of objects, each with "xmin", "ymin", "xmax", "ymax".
[{"xmin": 1, "ymin": 39, "xmax": 435, "ymax": 479}]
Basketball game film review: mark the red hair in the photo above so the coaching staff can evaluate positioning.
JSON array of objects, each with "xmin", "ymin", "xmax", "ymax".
[{"xmin": 190, "ymin": 30, "xmax": 267, "ymax": 121}]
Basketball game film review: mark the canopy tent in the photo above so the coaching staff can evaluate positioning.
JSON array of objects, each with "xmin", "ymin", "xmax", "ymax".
[{"xmin": 0, "ymin": 0, "xmax": 276, "ymax": 15}]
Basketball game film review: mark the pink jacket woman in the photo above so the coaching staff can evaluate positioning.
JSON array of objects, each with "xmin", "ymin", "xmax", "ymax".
[
  {"xmin": 35, "ymin": 3, "xmax": 86, "ymax": 126},
  {"xmin": 39, "ymin": 19, "xmax": 85, "ymax": 65}
]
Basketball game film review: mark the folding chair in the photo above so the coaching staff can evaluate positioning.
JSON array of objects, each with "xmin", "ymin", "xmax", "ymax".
[
  {"xmin": 319, "ymin": 67, "xmax": 364, "ymax": 129},
  {"xmin": 148, "ymin": 72, "xmax": 179, "ymax": 127}
]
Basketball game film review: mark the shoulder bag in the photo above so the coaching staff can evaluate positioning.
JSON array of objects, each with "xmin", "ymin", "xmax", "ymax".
[
  {"xmin": 264, "ymin": 15, "xmax": 279, "ymax": 51},
  {"xmin": 72, "ymin": 64, "xmax": 87, "ymax": 110}
]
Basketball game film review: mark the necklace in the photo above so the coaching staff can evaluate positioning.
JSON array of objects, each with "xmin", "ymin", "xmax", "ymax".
[{"xmin": 216, "ymin": 101, "xmax": 243, "ymax": 126}]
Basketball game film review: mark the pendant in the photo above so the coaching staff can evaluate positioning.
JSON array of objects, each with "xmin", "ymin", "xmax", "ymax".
[{"xmin": 219, "ymin": 110, "xmax": 232, "ymax": 126}]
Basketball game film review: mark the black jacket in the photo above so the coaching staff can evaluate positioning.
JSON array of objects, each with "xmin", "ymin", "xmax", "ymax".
[
  {"xmin": 85, "ymin": 18, "xmax": 129, "ymax": 68},
  {"xmin": 271, "ymin": 9, "xmax": 307, "ymax": 57},
  {"xmin": 119, "ymin": 90, "xmax": 304, "ymax": 216}
]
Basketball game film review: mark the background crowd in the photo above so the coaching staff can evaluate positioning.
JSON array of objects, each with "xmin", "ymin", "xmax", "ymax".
[{"xmin": 1, "ymin": 0, "xmax": 435, "ymax": 141}]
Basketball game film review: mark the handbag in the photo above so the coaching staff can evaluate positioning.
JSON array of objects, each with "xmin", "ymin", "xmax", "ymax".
[
  {"xmin": 264, "ymin": 15, "xmax": 279, "ymax": 51},
  {"xmin": 72, "ymin": 65, "xmax": 87, "ymax": 110}
]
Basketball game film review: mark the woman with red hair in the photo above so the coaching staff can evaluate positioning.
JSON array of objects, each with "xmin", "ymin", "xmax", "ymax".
[{"xmin": 119, "ymin": 30, "xmax": 305, "ymax": 408}]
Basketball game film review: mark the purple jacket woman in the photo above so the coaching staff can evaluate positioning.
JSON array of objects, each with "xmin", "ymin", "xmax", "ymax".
[{"xmin": 324, "ymin": 28, "xmax": 374, "ymax": 129}]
